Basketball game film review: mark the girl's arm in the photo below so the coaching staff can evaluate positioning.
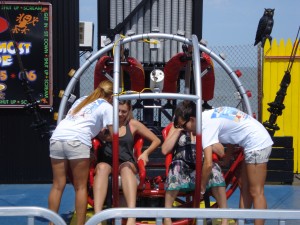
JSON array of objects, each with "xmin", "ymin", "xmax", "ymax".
[
  {"xmin": 212, "ymin": 143, "xmax": 225, "ymax": 158},
  {"xmin": 131, "ymin": 119, "xmax": 161, "ymax": 165},
  {"xmin": 161, "ymin": 125, "xmax": 183, "ymax": 155},
  {"xmin": 201, "ymin": 145, "xmax": 213, "ymax": 196}
]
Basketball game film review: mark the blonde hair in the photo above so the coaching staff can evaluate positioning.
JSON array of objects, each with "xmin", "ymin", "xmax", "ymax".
[{"xmin": 71, "ymin": 80, "xmax": 113, "ymax": 115}]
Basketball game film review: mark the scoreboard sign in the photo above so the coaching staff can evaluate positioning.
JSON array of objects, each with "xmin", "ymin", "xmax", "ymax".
[{"xmin": 0, "ymin": 2, "xmax": 52, "ymax": 108}]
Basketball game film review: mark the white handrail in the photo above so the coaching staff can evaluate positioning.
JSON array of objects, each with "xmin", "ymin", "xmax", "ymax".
[
  {"xmin": 85, "ymin": 208, "xmax": 300, "ymax": 225},
  {"xmin": 0, "ymin": 206, "xmax": 67, "ymax": 225}
]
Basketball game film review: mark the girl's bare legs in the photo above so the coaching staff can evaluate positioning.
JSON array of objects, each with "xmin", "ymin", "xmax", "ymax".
[
  {"xmin": 239, "ymin": 161, "xmax": 253, "ymax": 209},
  {"xmin": 164, "ymin": 190, "xmax": 179, "ymax": 225},
  {"xmin": 212, "ymin": 186, "xmax": 229, "ymax": 225},
  {"xmin": 246, "ymin": 162, "xmax": 267, "ymax": 225},
  {"xmin": 48, "ymin": 158, "xmax": 68, "ymax": 225},
  {"xmin": 120, "ymin": 162, "xmax": 137, "ymax": 225},
  {"xmin": 93, "ymin": 163, "xmax": 112, "ymax": 213},
  {"xmin": 69, "ymin": 158, "xmax": 90, "ymax": 225}
]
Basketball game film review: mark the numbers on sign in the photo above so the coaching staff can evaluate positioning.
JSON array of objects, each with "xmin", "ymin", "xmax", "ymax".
[
  {"xmin": 26, "ymin": 70, "xmax": 37, "ymax": 81},
  {"xmin": 18, "ymin": 70, "xmax": 37, "ymax": 81},
  {"xmin": 0, "ymin": 70, "xmax": 8, "ymax": 81}
]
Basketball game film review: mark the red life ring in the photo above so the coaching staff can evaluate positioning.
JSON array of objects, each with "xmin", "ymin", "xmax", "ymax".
[
  {"xmin": 94, "ymin": 56, "xmax": 145, "ymax": 92},
  {"xmin": 94, "ymin": 56, "xmax": 113, "ymax": 89},
  {"xmin": 163, "ymin": 52, "xmax": 215, "ymax": 101}
]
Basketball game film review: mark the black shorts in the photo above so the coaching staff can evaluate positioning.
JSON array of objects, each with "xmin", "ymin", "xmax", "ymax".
[{"xmin": 98, "ymin": 149, "xmax": 138, "ymax": 171}]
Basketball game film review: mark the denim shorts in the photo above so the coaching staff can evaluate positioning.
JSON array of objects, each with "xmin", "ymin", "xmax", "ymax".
[
  {"xmin": 244, "ymin": 146, "xmax": 272, "ymax": 164},
  {"xmin": 49, "ymin": 140, "xmax": 90, "ymax": 160}
]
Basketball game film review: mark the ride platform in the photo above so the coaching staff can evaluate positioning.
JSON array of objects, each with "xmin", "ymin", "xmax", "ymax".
[{"xmin": 1, "ymin": 181, "xmax": 299, "ymax": 225}]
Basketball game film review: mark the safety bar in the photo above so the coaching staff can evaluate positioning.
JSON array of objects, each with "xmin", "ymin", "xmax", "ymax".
[
  {"xmin": 0, "ymin": 206, "xmax": 67, "ymax": 225},
  {"xmin": 85, "ymin": 208, "xmax": 300, "ymax": 225}
]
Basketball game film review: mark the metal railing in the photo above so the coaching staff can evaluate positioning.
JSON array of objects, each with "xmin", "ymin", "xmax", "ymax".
[
  {"xmin": 85, "ymin": 208, "xmax": 300, "ymax": 225},
  {"xmin": 0, "ymin": 206, "xmax": 67, "ymax": 225}
]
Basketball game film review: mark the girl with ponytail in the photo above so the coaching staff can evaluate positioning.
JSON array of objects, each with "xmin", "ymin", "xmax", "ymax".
[{"xmin": 48, "ymin": 80, "xmax": 114, "ymax": 225}]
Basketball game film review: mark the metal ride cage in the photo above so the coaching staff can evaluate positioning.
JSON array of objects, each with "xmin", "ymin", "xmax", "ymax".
[
  {"xmin": 85, "ymin": 208, "xmax": 300, "ymax": 225},
  {"xmin": 57, "ymin": 33, "xmax": 252, "ymax": 223},
  {"xmin": 0, "ymin": 206, "xmax": 67, "ymax": 225}
]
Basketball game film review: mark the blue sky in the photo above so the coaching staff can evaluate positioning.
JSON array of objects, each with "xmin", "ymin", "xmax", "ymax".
[
  {"xmin": 80, "ymin": 0, "xmax": 300, "ymax": 47},
  {"xmin": 203, "ymin": 0, "xmax": 300, "ymax": 46}
]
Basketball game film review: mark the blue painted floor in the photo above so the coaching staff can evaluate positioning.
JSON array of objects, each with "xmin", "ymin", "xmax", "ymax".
[
  {"xmin": 0, "ymin": 184, "xmax": 75, "ymax": 225},
  {"xmin": 226, "ymin": 184, "xmax": 300, "ymax": 225},
  {"xmin": 0, "ymin": 183, "xmax": 300, "ymax": 224}
]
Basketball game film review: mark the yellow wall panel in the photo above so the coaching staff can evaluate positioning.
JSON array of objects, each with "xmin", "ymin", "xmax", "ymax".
[{"xmin": 262, "ymin": 38, "xmax": 300, "ymax": 173}]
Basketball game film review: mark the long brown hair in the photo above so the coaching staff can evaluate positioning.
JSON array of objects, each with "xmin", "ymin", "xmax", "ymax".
[{"xmin": 71, "ymin": 80, "xmax": 113, "ymax": 115}]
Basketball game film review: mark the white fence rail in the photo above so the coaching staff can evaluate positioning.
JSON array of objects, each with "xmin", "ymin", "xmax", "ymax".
[
  {"xmin": 85, "ymin": 208, "xmax": 300, "ymax": 225},
  {"xmin": 0, "ymin": 206, "xmax": 67, "ymax": 225}
]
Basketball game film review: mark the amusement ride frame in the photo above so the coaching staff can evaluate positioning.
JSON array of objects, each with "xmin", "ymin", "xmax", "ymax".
[{"xmin": 57, "ymin": 33, "xmax": 252, "ymax": 216}]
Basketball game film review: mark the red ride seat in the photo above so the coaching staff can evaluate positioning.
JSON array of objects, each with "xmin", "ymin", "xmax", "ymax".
[
  {"xmin": 161, "ymin": 123, "xmax": 173, "ymax": 177},
  {"xmin": 87, "ymin": 135, "xmax": 145, "ymax": 207}
]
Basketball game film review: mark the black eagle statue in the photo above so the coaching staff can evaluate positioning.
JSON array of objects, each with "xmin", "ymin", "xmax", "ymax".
[{"xmin": 254, "ymin": 8, "xmax": 275, "ymax": 47}]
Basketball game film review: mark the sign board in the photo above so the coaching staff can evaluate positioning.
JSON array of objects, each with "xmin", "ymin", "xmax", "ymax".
[{"xmin": 0, "ymin": 2, "xmax": 52, "ymax": 108}]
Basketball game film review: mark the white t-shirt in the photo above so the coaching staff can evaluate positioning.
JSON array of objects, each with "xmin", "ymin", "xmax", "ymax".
[
  {"xmin": 202, "ymin": 107, "xmax": 273, "ymax": 153},
  {"xmin": 51, "ymin": 97, "xmax": 113, "ymax": 147}
]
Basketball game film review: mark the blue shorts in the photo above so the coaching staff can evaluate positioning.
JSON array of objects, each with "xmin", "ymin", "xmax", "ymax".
[
  {"xmin": 244, "ymin": 146, "xmax": 272, "ymax": 164},
  {"xmin": 49, "ymin": 140, "xmax": 90, "ymax": 160}
]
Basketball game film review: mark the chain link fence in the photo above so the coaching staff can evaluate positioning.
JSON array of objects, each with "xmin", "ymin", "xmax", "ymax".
[
  {"xmin": 208, "ymin": 44, "xmax": 260, "ymax": 116},
  {"xmin": 79, "ymin": 44, "xmax": 260, "ymax": 128}
]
